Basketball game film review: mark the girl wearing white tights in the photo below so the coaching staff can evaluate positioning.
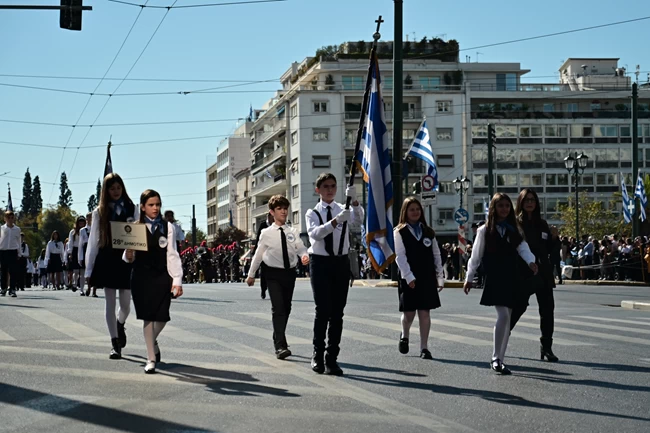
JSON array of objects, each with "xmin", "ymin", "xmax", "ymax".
[
  {"xmin": 124, "ymin": 189, "xmax": 183, "ymax": 374},
  {"xmin": 393, "ymin": 197, "xmax": 444, "ymax": 360},
  {"xmin": 85, "ymin": 173, "xmax": 138, "ymax": 360},
  {"xmin": 464, "ymin": 193, "xmax": 538, "ymax": 375}
]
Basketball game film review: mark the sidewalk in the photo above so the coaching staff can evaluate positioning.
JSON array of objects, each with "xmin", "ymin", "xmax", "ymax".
[{"xmin": 297, "ymin": 278, "xmax": 649, "ymax": 288}]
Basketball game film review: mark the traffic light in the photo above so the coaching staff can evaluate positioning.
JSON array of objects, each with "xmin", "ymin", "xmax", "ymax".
[
  {"xmin": 412, "ymin": 181, "xmax": 421, "ymax": 195},
  {"xmin": 487, "ymin": 123, "xmax": 497, "ymax": 145},
  {"xmin": 60, "ymin": 0, "xmax": 83, "ymax": 31}
]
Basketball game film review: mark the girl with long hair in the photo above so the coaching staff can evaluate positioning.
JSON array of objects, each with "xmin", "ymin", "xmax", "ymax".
[
  {"xmin": 510, "ymin": 188, "xmax": 560, "ymax": 362},
  {"xmin": 85, "ymin": 173, "xmax": 138, "ymax": 360},
  {"xmin": 38, "ymin": 249, "xmax": 47, "ymax": 288},
  {"xmin": 124, "ymin": 189, "xmax": 183, "ymax": 374},
  {"xmin": 45, "ymin": 231, "xmax": 65, "ymax": 290},
  {"xmin": 464, "ymin": 193, "xmax": 538, "ymax": 374},
  {"xmin": 394, "ymin": 197, "xmax": 444, "ymax": 360},
  {"xmin": 67, "ymin": 216, "xmax": 86, "ymax": 292}
]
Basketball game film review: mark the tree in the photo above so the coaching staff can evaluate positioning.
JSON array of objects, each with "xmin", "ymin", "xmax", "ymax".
[
  {"xmin": 58, "ymin": 172, "xmax": 72, "ymax": 209},
  {"xmin": 185, "ymin": 228, "xmax": 207, "ymax": 244},
  {"xmin": 558, "ymin": 191, "xmax": 625, "ymax": 240},
  {"xmin": 31, "ymin": 176, "xmax": 43, "ymax": 217},
  {"xmin": 87, "ymin": 180, "xmax": 101, "ymax": 212},
  {"xmin": 96, "ymin": 178, "xmax": 101, "ymax": 201},
  {"xmin": 21, "ymin": 168, "xmax": 33, "ymax": 217},
  {"xmin": 38, "ymin": 205, "xmax": 77, "ymax": 245},
  {"xmin": 212, "ymin": 226, "xmax": 247, "ymax": 246},
  {"xmin": 15, "ymin": 214, "xmax": 42, "ymax": 261}
]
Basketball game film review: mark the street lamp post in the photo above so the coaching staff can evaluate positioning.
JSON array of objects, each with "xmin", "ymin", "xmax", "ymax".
[
  {"xmin": 564, "ymin": 152, "xmax": 589, "ymax": 273},
  {"xmin": 453, "ymin": 176, "xmax": 471, "ymax": 209}
]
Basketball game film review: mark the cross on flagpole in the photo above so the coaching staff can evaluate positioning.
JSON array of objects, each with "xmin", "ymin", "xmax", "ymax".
[{"xmin": 627, "ymin": 201, "xmax": 636, "ymax": 215}]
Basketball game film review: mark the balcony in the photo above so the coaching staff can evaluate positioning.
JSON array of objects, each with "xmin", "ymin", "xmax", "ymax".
[
  {"xmin": 252, "ymin": 118, "xmax": 287, "ymax": 150},
  {"xmin": 251, "ymin": 203, "xmax": 270, "ymax": 218},
  {"xmin": 252, "ymin": 147, "xmax": 286, "ymax": 171},
  {"xmin": 345, "ymin": 110, "xmax": 423, "ymax": 121},
  {"xmin": 471, "ymin": 111, "xmax": 649, "ymax": 120},
  {"xmin": 470, "ymin": 83, "xmax": 632, "ymax": 92},
  {"xmin": 251, "ymin": 174, "xmax": 287, "ymax": 196}
]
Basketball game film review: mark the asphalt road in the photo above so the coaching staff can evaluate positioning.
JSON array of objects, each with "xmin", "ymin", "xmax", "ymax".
[{"xmin": 1, "ymin": 281, "xmax": 649, "ymax": 433}]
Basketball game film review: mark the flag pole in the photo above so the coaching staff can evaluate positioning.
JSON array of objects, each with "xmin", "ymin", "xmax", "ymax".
[{"xmin": 339, "ymin": 16, "xmax": 384, "ymax": 254}]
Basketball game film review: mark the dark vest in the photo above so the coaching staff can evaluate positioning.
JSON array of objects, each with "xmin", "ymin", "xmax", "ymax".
[
  {"xmin": 398, "ymin": 226, "xmax": 437, "ymax": 285},
  {"xmin": 134, "ymin": 223, "xmax": 169, "ymax": 274}
]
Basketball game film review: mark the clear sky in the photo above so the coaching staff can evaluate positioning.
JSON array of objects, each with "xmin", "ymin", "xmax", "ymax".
[{"xmin": 1, "ymin": 0, "xmax": 648, "ymax": 230}]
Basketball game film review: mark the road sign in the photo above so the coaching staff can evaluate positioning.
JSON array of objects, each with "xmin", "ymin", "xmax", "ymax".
[
  {"xmin": 421, "ymin": 175, "xmax": 435, "ymax": 192},
  {"xmin": 454, "ymin": 208, "xmax": 470, "ymax": 225},
  {"xmin": 421, "ymin": 191, "xmax": 437, "ymax": 205}
]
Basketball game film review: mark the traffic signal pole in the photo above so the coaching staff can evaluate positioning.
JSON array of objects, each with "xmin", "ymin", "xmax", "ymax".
[
  {"xmin": 487, "ymin": 123, "xmax": 495, "ymax": 199},
  {"xmin": 0, "ymin": 2, "xmax": 92, "ymax": 31}
]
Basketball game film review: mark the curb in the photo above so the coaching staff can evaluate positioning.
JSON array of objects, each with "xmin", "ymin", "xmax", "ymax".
[
  {"xmin": 560, "ymin": 280, "xmax": 648, "ymax": 287},
  {"xmin": 621, "ymin": 300, "xmax": 650, "ymax": 311}
]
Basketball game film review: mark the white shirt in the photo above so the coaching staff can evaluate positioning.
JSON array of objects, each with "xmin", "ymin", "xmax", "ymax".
[
  {"xmin": 67, "ymin": 229, "xmax": 81, "ymax": 251},
  {"xmin": 465, "ymin": 225, "xmax": 536, "ymax": 282},
  {"xmin": 27, "ymin": 261, "xmax": 34, "ymax": 273},
  {"xmin": 38, "ymin": 258, "xmax": 45, "ymax": 269},
  {"xmin": 305, "ymin": 201, "xmax": 364, "ymax": 256},
  {"xmin": 85, "ymin": 207, "xmax": 139, "ymax": 278},
  {"xmin": 172, "ymin": 222, "xmax": 185, "ymax": 242},
  {"xmin": 0, "ymin": 224, "xmax": 22, "ymax": 253},
  {"xmin": 394, "ymin": 224, "xmax": 444, "ymax": 287},
  {"xmin": 20, "ymin": 242, "xmax": 30, "ymax": 258},
  {"xmin": 45, "ymin": 240, "xmax": 65, "ymax": 266},
  {"xmin": 78, "ymin": 226, "xmax": 90, "ymax": 263},
  {"xmin": 122, "ymin": 222, "xmax": 184, "ymax": 287},
  {"xmin": 248, "ymin": 223, "xmax": 308, "ymax": 278}
]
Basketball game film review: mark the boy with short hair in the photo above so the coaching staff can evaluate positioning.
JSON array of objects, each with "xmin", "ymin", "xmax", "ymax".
[
  {"xmin": 0, "ymin": 211, "xmax": 22, "ymax": 297},
  {"xmin": 247, "ymin": 195, "xmax": 309, "ymax": 359}
]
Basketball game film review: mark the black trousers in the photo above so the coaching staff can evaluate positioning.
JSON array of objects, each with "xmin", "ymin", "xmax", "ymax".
[
  {"xmin": 552, "ymin": 260, "xmax": 562, "ymax": 282},
  {"xmin": 309, "ymin": 255, "xmax": 350, "ymax": 358},
  {"xmin": 259, "ymin": 262, "xmax": 268, "ymax": 293},
  {"xmin": 16, "ymin": 257, "xmax": 27, "ymax": 289},
  {"xmin": 265, "ymin": 266, "xmax": 297, "ymax": 350},
  {"xmin": 510, "ymin": 286, "xmax": 555, "ymax": 344},
  {"xmin": 0, "ymin": 250, "xmax": 18, "ymax": 291}
]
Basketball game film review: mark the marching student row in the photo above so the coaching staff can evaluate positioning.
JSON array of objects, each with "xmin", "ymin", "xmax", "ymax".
[{"xmin": 1, "ymin": 171, "xmax": 559, "ymax": 377}]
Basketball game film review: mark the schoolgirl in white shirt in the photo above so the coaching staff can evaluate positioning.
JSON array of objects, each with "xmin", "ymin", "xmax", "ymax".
[
  {"xmin": 67, "ymin": 216, "xmax": 86, "ymax": 292},
  {"xmin": 45, "ymin": 231, "xmax": 65, "ymax": 290}
]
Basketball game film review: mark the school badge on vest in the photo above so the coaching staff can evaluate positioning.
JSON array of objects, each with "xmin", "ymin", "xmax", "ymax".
[
  {"xmin": 423, "ymin": 238, "xmax": 432, "ymax": 247},
  {"xmin": 158, "ymin": 236, "xmax": 168, "ymax": 249},
  {"xmin": 286, "ymin": 233, "xmax": 295, "ymax": 243}
]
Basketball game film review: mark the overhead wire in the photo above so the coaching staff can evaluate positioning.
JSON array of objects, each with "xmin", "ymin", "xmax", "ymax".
[{"xmin": 107, "ymin": 0, "xmax": 287, "ymax": 8}]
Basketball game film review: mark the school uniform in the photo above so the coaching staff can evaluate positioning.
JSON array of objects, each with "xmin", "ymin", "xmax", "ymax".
[
  {"xmin": 38, "ymin": 258, "xmax": 47, "ymax": 283},
  {"xmin": 394, "ymin": 223, "xmax": 444, "ymax": 312},
  {"xmin": 0, "ymin": 224, "xmax": 22, "ymax": 295},
  {"xmin": 45, "ymin": 240, "xmax": 65, "ymax": 274},
  {"xmin": 78, "ymin": 226, "xmax": 89, "ymax": 266},
  {"xmin": 248, "ymin": 223, "xmax": 308, "ymax": 352},
  {"xmin": 85, "ymin": 201, "xmax": 138, "ymax": 289},
  {"xmin": 306, "ymin": 200, "xmax": 364, "ymax": 365},
  {"xmin": 126, "ymin": 221, "xmax": 183, "ymax": 322},
  {"xmin": 17, "ymin": 241, "xmax": 30, "ymax": 290},
  {"xmin": 67, "ymin": 229, "xmax": 83, "ymax": 270}
]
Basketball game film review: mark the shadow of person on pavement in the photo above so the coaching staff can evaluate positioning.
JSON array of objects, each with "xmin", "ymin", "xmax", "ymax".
[
  {"xmin": 431, "ymin": 357, "xmax": 571, "ymax": 376},
  {"xmin": 514, "ymin": 357, "xmax": 650, "ymax": 374},
  {"xmin": 343, "ymin": 374, "xmax": 650, "ymax": 422},
  {"xmin": 0, "ymin": 382, "xmax": 218, "ymax": 433},
  {"xmin": 339, "ymin": 362, "xmax": 427, "ymax": 378}
]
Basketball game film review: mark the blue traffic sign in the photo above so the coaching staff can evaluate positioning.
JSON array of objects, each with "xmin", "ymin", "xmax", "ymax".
[{"xmin": 454, "ymin": 208, "xmax": 470, "ymax": 225}]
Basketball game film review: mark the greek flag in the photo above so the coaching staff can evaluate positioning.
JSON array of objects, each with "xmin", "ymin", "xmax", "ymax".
[
  {"xmin": 104, "ymin": 143, "xmax": 113, "ymax": 178},
  {"xmin": 405, "ymin": 120, "xmax": 438, "ymax": 190},
  {"xmin": 355, "ymin": 54, "xmax": 395, "ymax": 273},
  {"xmin": 635, "ymin": 171, "xmax": 647, "ymax": 222},
  {"xmin": 621, "ymin": 175, "xmax": 633, "ymax": 224},
  {"xmin": 6, "ymin": 184, "xmax": 13, "ymax": 212}
]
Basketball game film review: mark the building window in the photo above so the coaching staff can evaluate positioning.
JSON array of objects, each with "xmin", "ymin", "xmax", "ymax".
[
  {"xmin": 438, "ymin": 181, "xmax": 454, "ymax": 194},
  {"xmin": 290, "ymin": 158, "xmax": 298, "ymax": 174},
  {"xmin": 437, "ymin": 154, "xmax": 454, "ymax": 167},
  {"xmin": 566, "ymin": 103, "xmax": 578, "ymax": 112},
  {"xmin": 590, "ymin": 103, "xmax": 601, "ymax": 111},
  {"xmin": 472, "ymin": 125, "xmax": 487, "ymax": 138},
  {"xmin": 543, "ymin": 103, "xmax": 555, "ymax": 112},
  {"xmin": 496, "ymin": 125, "xmax": 517, "ymax": 138},
  {"xmin": 313, "ymin": 101, "xmax": 328, "ymax": 113},
  {"xmin": 291, "ymin": 131, "xmax": 298, "ymax": 145},
  {"xmin": 437, "ymin": 100, "xmax": 452, "ymax": 113},
  {"xmin": 496, "ymin": 73, "xmax": 517, "ymax": 91},
  {"xmin": 520, "ymin": 125, "xmax": 542, "ymax": 137},
  {"xmin": 544, "ymin": 125, "xmax": 568, "ymax": 137},
  {"xmin": 520, "ymin": 174, "xmax": 543, "ymax": 187},
  {"xmin": 419, "ymin": 77, "xmax": 441, "ymax": 90},
  {"xmin": 292, "ymin": 211, "xmax": 299, "ymax": 226},
  {"xmin": 519, "ymin": 149, "xmax": 543, "ymax": 169},
  {"xmin": 571, "ymin": 124, "xmax": 592, "ymax": 137},
  {"xmin": 439, "ymin": 208, "xmax": 454, "ymax": 221},
  {"xmin": 313, "ymin": 128, "xmax": 329, "ymax": 141},
  {"xmin": 290, "ymin": 104, "xmax": 298, "ymax": 118},
  {"xmin": 382, "ymin": 76, "xmax": 393, "ymax": 90},
  {"xmin": 596, "ymin": 125, "xmax": 618, "ymax": 137},
  {"xmin": 313, "ymin": 155, "xmax": 331, "ymax": 168},
  {"xmin": 436, "ymin": 128, "xmax": 453, "ymax": 141},
  {"xmin": 472, "ymin": 149, "xmax": 488, "ymax": 169},
  {"xmin": 496, "ymin": 148, "xmax": 517, "ymax": 169},
  {"xmin": 342, "ymin": 76, "xmax": 364, "ymax": 90},
  {"xmin": 292, "ymin": 184, "xmax": 299, "ymax": 198}
]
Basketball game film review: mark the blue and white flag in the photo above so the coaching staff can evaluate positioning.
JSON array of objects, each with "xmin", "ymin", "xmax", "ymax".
[
  {"xmin": 264, "ymin": 169, "xmax": 273, "ymax": 179},
  {"xmin": 6, "ymin": 184, "xmax": 13, "ymax": 212},
  {"xmin": 635, "ymin": 171, "xmax": 647, "ymax": 222},
  {"xmin": 621, "ymin": 174, "xmax": 633, "ymax": 224},
  {"xmin": 104, "ymin": 143, "xmax": 113, "ymax": 178},
  {"xmin": 405, "ymin": 120, "xmax": 438, "ymax": 190},
  {"xmin": 355, "ymin": 54, "xmax": 395, "ymax": 273}
]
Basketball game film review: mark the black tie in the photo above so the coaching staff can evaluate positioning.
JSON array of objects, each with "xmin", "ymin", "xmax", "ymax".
[
  {"xmin": 324, "ymin": 206, "xmax": 335, "ymax": 256},
  {"xmin": 280, "ymin": 228, "xmax": 290, "ymax": 270}
]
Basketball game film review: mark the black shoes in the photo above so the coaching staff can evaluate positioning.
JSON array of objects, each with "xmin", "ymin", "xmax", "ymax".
[
  {"xmin": 109, "ymin": 338, "xmax": 121, "ymax": 360},
  {"xmin": 10, "ymin": 291, "xmax": 17, "ymax": 298},
  {"xmin": 541, "ymin": 343, "xmax": 559, "ymax": 363},
  {"xmin": 275, "ymin": 348, "xmax": 292, "ymax": 360},
  {"xmin": 0, "ymin": 290, "xmax": 6, "ymax": 297},
  {"xmin": 117, "ymin": 321, "xmax": 127, "ymax": 348},
  {"xmin": 311, "ymin": 351, "xmax": 325, "ymax": 374},
  {"xmin": 144, "ymin": 361, "xmax": 156, "ymax": 374},
  {"xmin": 260, "ymin": 290, "xmax": 266, "ymax": 300},
  {"xmin": 325, "ymin": 356, "xmax": 344, "ymax": 376},
  {"xmin": 154, "ymin": 340, "xmax": 161, "ymax": 363},
  {"xmin": 420, "ymin": 349, "xmax": 433, "ymax": 360},
  {"xmin": 398, "ymin": 334, "xmax": 409, "ymax": 354},
  {"xmin": 490, "ymin": 358, "xmax": 511, "ymax": 375}
]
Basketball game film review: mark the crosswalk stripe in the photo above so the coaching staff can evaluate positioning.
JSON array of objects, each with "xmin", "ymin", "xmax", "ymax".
[
  {"xmin": 571, "ymin": 316, "xmax": 650, "ymax": 327},
  {"xmin": 376, "ymin": 314, "xmax": 593, "ymax": 346},
  {"xmin": 0, "ymin": 328, "xmax": 16, "ymax": 341},
  {"xmin": 174, "ymin": 311, "xmax": 312, "ymax": 345},
  {"xmin": 548, "ymin": 317, "xmax": 650, "ymax": 333},
  {"xmin": 163, "ymin": 325, "xmax": 217, "ymax": 343},
  {"xmin": 18, "ymin": 309, "xmax": 105, "ymax": 341},
  {"xmin": 447, "ymin": 314, "xmax": 650, "ymax": 346},
  {"xmin": 344, "ymin": 315, "xmax": 490, "ymax": 346},
  {"xmin": 239, "ymin": 312, "xmax": 396, "ymax": 346}
]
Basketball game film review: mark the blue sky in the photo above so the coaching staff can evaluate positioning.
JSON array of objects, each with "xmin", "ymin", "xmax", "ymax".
[{"xmin": 1, "ymin": 0, "xmax": 648, "ymax": 230}]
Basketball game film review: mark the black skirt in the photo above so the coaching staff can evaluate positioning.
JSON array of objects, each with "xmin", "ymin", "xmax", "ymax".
[
  {"xmin": 69, "ymin": 247, "xmax": 82, "ymax": 270},
  {"xmin": 131, "ymin": 267, "xmax": 173, "ymax": 322},
  {"xmin": 398, "ymin": 279, "xmax": 441, "ymax": 312},
  {"xmin": 89, "ymin": 247, "xmax": 132, "ymax": 290},
  {"xmin": 47, "ymin": 255, "xmax": 63, "ymax": 273}
]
